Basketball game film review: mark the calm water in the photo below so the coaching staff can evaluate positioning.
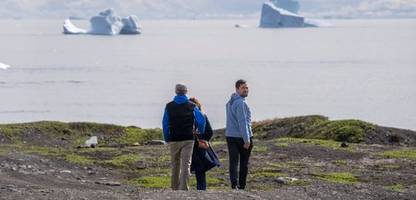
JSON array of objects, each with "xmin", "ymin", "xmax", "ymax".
[{"xmin": 0, "ymin": 19, "xmax": 415, "ymax": 130}]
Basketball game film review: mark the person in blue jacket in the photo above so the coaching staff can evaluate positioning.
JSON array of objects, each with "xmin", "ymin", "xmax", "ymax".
[
  {"xmin": 162, "ymin": 84, "xmax": 206, "ymax": 190},
  {"xmin": 226, "ymin": 79, "xmax": 253, "ymax": 190}
]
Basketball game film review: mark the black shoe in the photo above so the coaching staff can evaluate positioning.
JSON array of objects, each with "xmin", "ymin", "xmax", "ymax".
[
  {"xmin": 231, "ymin": 185, "xmax": 238, "ymax": 190},
  {"xmin": 238, "ymin": 186, "xmax": 245, "ymax": 190}
]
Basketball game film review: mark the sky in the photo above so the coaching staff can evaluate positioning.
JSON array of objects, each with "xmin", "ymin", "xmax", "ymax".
[{"xmin": 0, "ymin": 0, "xmax": 415, "ymax": 19}]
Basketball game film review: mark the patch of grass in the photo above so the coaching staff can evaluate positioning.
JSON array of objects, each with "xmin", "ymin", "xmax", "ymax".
[
  {"xmin": 253, "ymin": 145, "xmax": 268, "ymax": 153},
  {"xmin": 313, "ymin": 172, "xmax": 358, "ymax": 184},
  {"xmin": 0, "ymin": 148, "xmax": 9, "ymax": 156},
  {"xmin": 105, "ymin": 154, "xmax": 142, "ymax": 168},
  {"xmin": 130, "ymin": 176, "xmax": 170, "ymax": 188},
  {"xmin": 190, "ymin": 176, "xmax": 224, "ymax": 187},
  {"xmin": 379, "ymin": 149, "xmax": 416, "ymax": 160},
  {"xmin": 309, "ymin": 119, "xmax": 375, "ymax": 143},
  {"xmin": 267, "ymin": 161, "xmax": 303, "ymax": 170},
  {"xmin": 252, "ymin": 115, "xmax": 328, "ymax": 139},
  {"xmin": 252, "ymin": 116, "xmax": 375, "ymax": 143},
  {"xmin": 65, "ymin": 153, "xmax": 95, "ymax": 165},
  {"xmin": 275, "ymin": 137, "xmax": 355, "ymax": 151},
  {"xmin": 137, "ymin": 167, "xmax": 171, "ymax": 176},
  {"xmin": 288, "ymin": 179, "xmax": 310, "ymax": 186},
  {"xmin": 251, "ymin": 167, "xmax": 288, "ymax": 179},
  {"xmin": 21, "ymin": 145, "xmax": 62, "ymax": 156},
  {"xmin": 116, "ymin": 127, "xmax": 162, "ymax": 145},
  {"xmin": 332, "ymin": 160, "xmax": 348, "ymax": 165},
  {"xmin": 381, "ymin": 164, "xmax": 401, "ymax": 169},
  {"xmin": 385, "ymin": 184, "xmax": 405, "ymax": 192}
]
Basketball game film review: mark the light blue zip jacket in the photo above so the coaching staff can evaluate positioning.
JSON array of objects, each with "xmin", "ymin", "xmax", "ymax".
[{"xmin": 225, "ymin": 93, "xmax": 253, "ymax": 144}]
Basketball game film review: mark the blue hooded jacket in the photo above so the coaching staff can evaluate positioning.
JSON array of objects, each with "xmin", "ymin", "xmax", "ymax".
[
  {"xmin": 225, "ymin": 93, "xmax": 253, "ymax": 144},
  {"xmin": 162, "ymin": 95, "xmax": 206, "ymax": 142}
]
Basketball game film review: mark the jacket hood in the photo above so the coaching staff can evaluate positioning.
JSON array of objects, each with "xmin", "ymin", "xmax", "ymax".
[
  {"xmin": 173, "ymin": 95, "xmax": 189, "ymax": 104},
  {"xmin": 228, "ymin": 93, "xmax": 244, "ymax": 105}
]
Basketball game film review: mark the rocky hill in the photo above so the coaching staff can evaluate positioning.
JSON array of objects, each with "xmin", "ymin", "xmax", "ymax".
[{"xmin": 1, "ymin": 115, "xmax": 415, "ymax": 199}]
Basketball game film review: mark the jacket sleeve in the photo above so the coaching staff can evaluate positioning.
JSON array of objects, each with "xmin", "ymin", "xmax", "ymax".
[
  {"xmin": 235, "ymin": 101, "xmax": 251, "ymax": 144},
  {"xmin": 193, "ymin": 107, "xmax": 206, "ymax": 134},
  {"xmin": 199, "ymin": 116, "xmax": 213, "ymax": 141},
  {"xmin": 162, "ymin": 108, "xmax": 170, "ymax": 142}
]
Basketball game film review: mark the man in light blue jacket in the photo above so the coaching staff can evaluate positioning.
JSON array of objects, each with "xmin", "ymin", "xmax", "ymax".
[{"xmin": 225, "ymin": 79, "xmax": 253, "ymax": 190}]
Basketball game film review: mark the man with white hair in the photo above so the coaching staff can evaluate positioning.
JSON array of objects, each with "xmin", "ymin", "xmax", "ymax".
[{"xmin": 162, "ymin": 83, "xmax": 206, "ymax": 190}]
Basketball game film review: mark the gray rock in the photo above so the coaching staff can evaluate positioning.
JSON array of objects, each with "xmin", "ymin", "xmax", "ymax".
[{"xmin": 145, "ymin": 140, "xmax": 167, "ymax": 145}]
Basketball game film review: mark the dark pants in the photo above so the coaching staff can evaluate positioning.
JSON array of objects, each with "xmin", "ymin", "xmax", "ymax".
[
  {"xmin": 226, "ymin": 137, "xmax": 253, "ymax": 189},
  {"xmin": 195, "ymin": 170, "xmax": 206, "ymax": 190}
]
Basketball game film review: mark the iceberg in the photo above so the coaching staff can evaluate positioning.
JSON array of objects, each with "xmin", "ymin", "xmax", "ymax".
[
  {"xmin": 260, "ymin": 1, "xmax": 304, "ymax": 28},
  {"xmin": 0, "ymin": 62, "xmax": 11, "ymax": 70},
  {"xmin": 271, "ymin": 0, "xmax": 300, "ymax": 14},
  {"xmin": 304, "ymin": 18, "xmax": 332, "ymax": 27},
  {"xmin": 89, "ymin": 9, "xmax": 124, "ymax": 35},
  {"xmin": 63, "ymin": 19, "xmax": 87, "ymax": 34},
  {"xmin": 63, "ymin": 9, "xmax": 141, "ymax": 35},
  {"xmin": 120, "ymin": 15, "xmax": 142, "ymax": 34},
  {"xmin": 259, "ymin": 1, "xmax": 329, "ymax": 28}
]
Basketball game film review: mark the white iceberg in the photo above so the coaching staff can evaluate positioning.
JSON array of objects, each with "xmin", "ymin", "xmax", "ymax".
[
  {"xmin": 304, "ymin": 18, "xmax": 333, "ymax": 27},
  {"xmin": 259, "ymin": 1, "xmax": 329, "ymax": 28},
  {"xmin": 63, "ymin": 19, "xmax": 87, "ymax": 34},
  {"xmin": 0, "ymin": 62, "xmax": 11, "ymax": 70},
  {"xmin": 89, "ymin": 9, "xmax": 124, "ymax": 35},
  {"xmin": 260, "ymin": 1, "xmax": 304, "ymax": 28},
  {"xmin": 234, "ymin": 24, "xmax": 248, "ymax": 28},
  {"xmin": 63, "ymin": 9, "xmax": 141, "ymax": 35},
  {"xmin": 120, "ymin": 15, "xmax": 142, "ymax": 34},
  {"xmin": 271, "ymin": 0, "xmax": 300, "ymax": 14}
]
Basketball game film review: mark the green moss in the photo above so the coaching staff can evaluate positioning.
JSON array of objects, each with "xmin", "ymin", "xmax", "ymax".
[
  {"xmin": 251, "ymin": 167, "xmax": 288, "ymax": 179},
  {"xmin": 332, "ymin": 160, "xmax": 348, "ymax": 165},
  {"xmin": 190, "ymin": 177, "xmax": 224, "ymax": 187},
  {"xmin": 275, "ymin": 137, "xmax": 355, "ymax": 151},
  {"xmin": 105, "ymin": 154, "xmax": 142, "ymax": 168},
  {"xmin": 381, "ymin": 164, "xmax": 401, "ymax": 169},
  {"xmin": 65, "ymin": 153, "xmax": 95, "ymax": 165},
  {"xmin": 26, "ymin": 147, "xmax": 61, "ymax": 156},
  {"xmin": 379, "ymin": 149, "xmax": 416, "ymax": 160},
  {"xmin": 253, "ymin": 145, "xmax": 268, "ymax": 153},
  {"xmin": 267, "ymin": 161, "xmax": 303, "ymax": 170},
  {"xmin": 116, "ymin": 127, "xmax": 162, "ymax": 145},
  {"xmin": 130, "ymin": 176, "xmax": 170, "ymax": 188},
  {"xmin": 385, "ymin": 184, "xmax": 405, "ymax": 192},
  {"xmin": 309, "ymin": 119, "xmax": 375, "ymax": 143},
  {"xmin": 138, "ymin": 167, "xmax": 171, "ymax": 176},
  {"xmin": 252, "ymin": 115, "xmax": 328, "ymax": 139},
  {"xmin": 313, "ymin": 172, "xmax": 358, "ymax": 184}
]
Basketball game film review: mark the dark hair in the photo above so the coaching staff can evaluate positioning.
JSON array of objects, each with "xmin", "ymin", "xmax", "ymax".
[{"xmin": 235, "ymin": 79, "xmax": 247, "ymax": 89}]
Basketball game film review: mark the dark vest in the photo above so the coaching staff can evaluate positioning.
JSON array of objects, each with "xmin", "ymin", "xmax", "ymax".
[{"xmin": 166, "ymin": 101, "xmax": 195, "ymax": 141}]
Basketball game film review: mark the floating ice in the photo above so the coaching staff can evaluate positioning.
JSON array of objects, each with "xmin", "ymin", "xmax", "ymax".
[
  {"xmin": 260, "ymin": 1, "xmax": 304, "ymax": 28},
  {"xmin": 259, "ymin": 1, "xmax": 329, "ymax": 28},
  {"xmin": 271, "ymin": 0, "xmax": 300, "ymax": 14},
  {"xmin": 63, "ymin": 19, "xmax": 87, "ymax": 34},
  {"xmin": 235, "ymin": 24, "xmax": 248, "ymax": 28},
  {"xmin": 63, "ymin": 9, "xmax": 141, "ymax": 35},
  {"xmin": 304, "ymin": 18, "xmax": 333, "ymax": 27},
  {"xmin": 0, "ymin": 62, "xmax": 11, "ymax": 70},
  {"xmin": 120, "ymin": 15, "xmax": 142, "ymax": 34}
]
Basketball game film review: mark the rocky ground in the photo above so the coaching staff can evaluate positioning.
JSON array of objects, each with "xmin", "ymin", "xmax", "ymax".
[{"xmin": 0, "ymin": 115, "xmax": 415, "ymax": 200}]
